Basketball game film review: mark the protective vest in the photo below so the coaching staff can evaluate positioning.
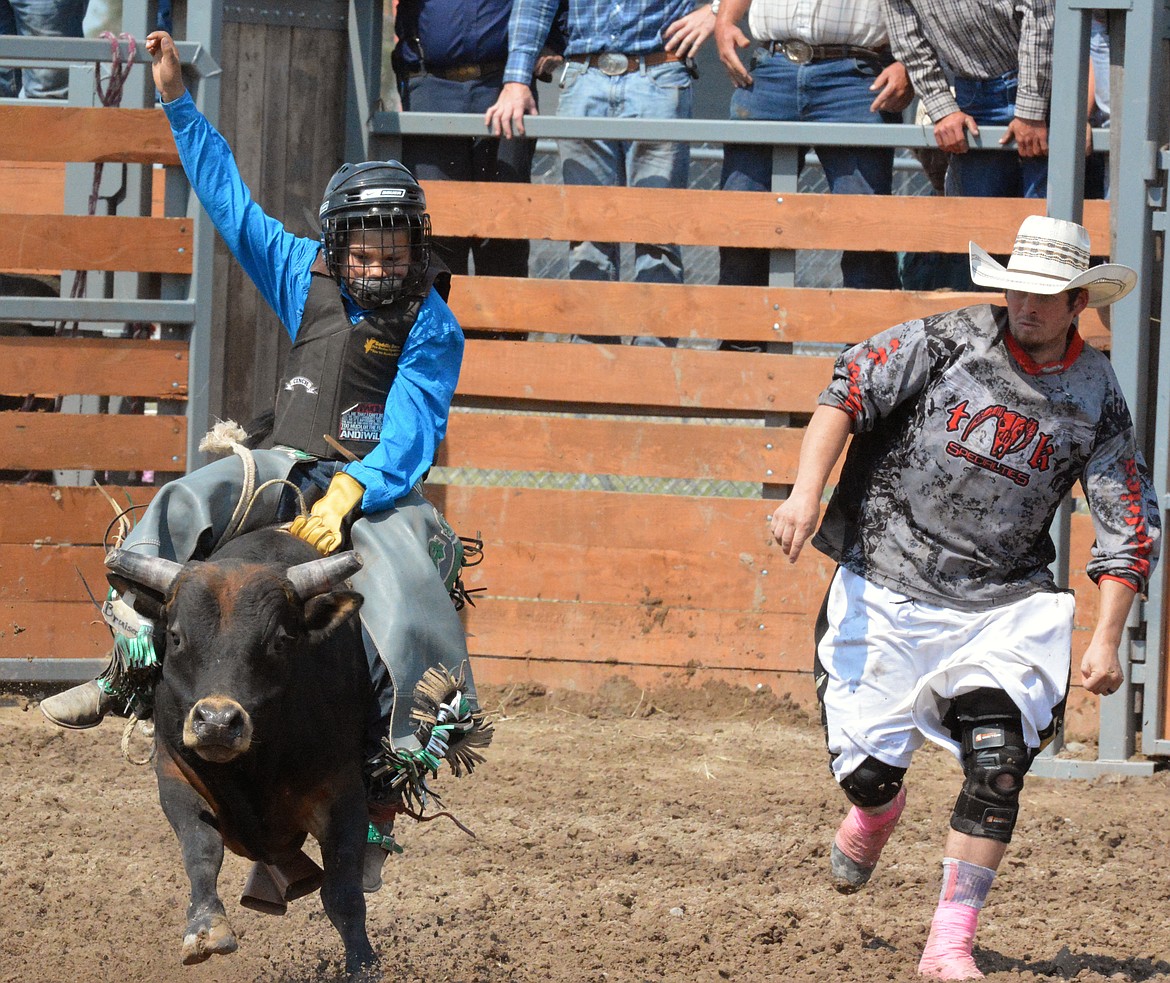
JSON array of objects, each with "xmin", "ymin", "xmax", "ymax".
[{"xmin": 271, "ymin": 261, "xmax": 450, "ymax": 460}]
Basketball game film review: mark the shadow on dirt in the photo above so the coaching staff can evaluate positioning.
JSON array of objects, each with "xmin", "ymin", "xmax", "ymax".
[{"xmin": 980, "ymin": 944, "xmax": 1170, "ymax": 981}]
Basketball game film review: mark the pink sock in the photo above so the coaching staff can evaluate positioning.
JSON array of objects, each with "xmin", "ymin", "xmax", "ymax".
[
  {"xmin": 918, "ymin": 901, "xmax": 983, "ymax": 980},
  {"xmin": 834, "ymin": 785, "xmax": 906, "ymax": 865}
]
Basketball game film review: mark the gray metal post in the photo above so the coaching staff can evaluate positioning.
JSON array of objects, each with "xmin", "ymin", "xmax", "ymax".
[
  {"xmin": 114, "ymin": 0, "xmax": 156, "ymax": 310},
  {"xmin": 764, "ymin": 146, "xmax": 801, "ymax": 507},
  {"xmin": 1032, "ymin": 0, "xmax": 1166, "ymax": 778},
  {"xmin": 768, "ymin": 146, "xmax": 800, "ymax": 289},
  {"xmin": 166, "ymin": 1, "xmax": 223, "ymax": 472},
  {"xmin": 54, "ymin": 62, "xmax": 102, "ymax": 489},
  {"xmin": 1046, "ymin": 4, "xmax": 1090, "ymax": 224},
  {"xmin": 1045, "ymin": 0, "xmax": 1092, "ymax": 604},
  {"xmin": 345, "ymin": 0, "xmax": 383, "ymax": 164},
  {"xmin": 1146, "ymin": 150, "xmax": 1170, "ymax": 758},
  {"xmin": 1092, "ymin": 0, "xmax": 1158, "ymax": 770},
  {"xmin": 1028, "ymin": 2, "xmax": 1091, "ymax": 767}
]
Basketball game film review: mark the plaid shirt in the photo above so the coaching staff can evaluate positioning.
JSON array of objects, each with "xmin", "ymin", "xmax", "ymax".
[
  {"xmin": 503, "ymin": 0, "xmax": 697, "ymax": 86},
  {"xmin": 747, "ymin": 0, "xmax": 890, "ymax": 49},
  {"xmin": 881, "ymin": 0, "xmax": 1053, "ymax": 124}
]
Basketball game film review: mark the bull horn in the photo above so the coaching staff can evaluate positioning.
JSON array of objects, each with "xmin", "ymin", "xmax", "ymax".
[
  {"xmin": 286, "ymin": 551, "xmax": 364, "ymax": 599},
  {"xmin": 105, "ymin": 549, "xmax": 184, "ymax": 593}
]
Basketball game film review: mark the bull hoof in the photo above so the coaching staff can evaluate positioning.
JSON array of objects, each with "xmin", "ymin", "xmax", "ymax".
[
  {"xmin": 344, "ymin": 946, "xmax": 379, "ymax": 980},
  {"xmin": 181, "ymin": 913, "xmax": 238, "ymax": 965}
]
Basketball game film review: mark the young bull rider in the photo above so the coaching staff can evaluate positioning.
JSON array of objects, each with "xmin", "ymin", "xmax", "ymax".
[
  {"xmin": 40, "ymin": 31, "xmax": 490, "ymax": 888},
  {"xmin": 770, "ymin": 216, "xmax": 1160, "ymax": 979}
]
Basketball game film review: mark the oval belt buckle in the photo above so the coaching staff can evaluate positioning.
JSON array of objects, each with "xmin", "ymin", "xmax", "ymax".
[
  {"xmin": 597, "ymin": 52, "xmax": 630, "ymax": 76},
  {"xmin": 783, "ymin": 39, "xmax": 814, "ymax": 64}
]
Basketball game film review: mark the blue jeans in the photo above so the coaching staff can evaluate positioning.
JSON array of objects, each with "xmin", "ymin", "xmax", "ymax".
[
  {"xmin": 557, "ymin": 58, "xmax": 692, "ymax": 346},
  {"xmin": 947, "ymin": 72, "xmax": 1047, "ymax": 199},
  {"xmin": 1087, "ymin": 14, "xmax": 1110, "ymax": 199},
  {"xmin": 719, "ymin": 49, "xmax": 901, "ymax": 290},
  {"xmin": 0, "ymin": 0, "xmax": 89, "ymax": 99},
  {"xmin": 398, "ymin": 69, "xmax": 534, "ymax": 279}
]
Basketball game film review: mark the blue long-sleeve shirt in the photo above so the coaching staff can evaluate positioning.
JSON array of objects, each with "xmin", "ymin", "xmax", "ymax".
[
  {"xmin": 503, "ymin": 0, "xmax": 694, "ymax": 86},
  {"xmin": 162, "ymin": 91, "xmax": 463, "ymax": 513}
]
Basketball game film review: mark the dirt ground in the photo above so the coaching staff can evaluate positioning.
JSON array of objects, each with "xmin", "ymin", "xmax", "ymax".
[{"xmin": 2, "ymin": 678, "xmax": 1170, "ymax": 983}]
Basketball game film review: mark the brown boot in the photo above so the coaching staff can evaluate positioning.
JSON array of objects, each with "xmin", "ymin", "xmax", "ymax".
[{"xmin": 39, "ymin": 680, "xmax": 117, "ymax": 730}]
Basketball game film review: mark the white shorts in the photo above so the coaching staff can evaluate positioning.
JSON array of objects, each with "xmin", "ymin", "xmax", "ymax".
[{"xmin": 817, "ymin": 567, "xmax": 1074, "ymax": 782}]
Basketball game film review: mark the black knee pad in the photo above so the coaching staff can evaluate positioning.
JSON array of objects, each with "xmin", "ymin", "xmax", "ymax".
[
  {"xmin": 839, "ymin": 755, "xmax": 907, "ymax": 808},
  {"xmin": 949, "ymin": 688, "xmax": 1032, "ymax": 843}
]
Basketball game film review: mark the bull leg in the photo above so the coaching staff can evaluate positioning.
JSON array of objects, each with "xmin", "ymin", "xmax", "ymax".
[
  {"xmin": 156, "ymin": 764, "xmax": 238, "ymax": 965},
  {"xmin": 318, "ymin": 787, "xmax": 377, "ymax": 976}
]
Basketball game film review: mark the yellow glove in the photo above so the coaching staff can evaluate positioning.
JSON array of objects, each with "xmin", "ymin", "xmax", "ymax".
[{"xmin": 289, "ymin": 472, "xmax": 365, "ymax": 555}]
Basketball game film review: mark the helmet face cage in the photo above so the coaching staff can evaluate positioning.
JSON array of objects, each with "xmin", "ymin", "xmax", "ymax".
[{"xmin": 319, "ymin": 161, "xmax": 431, "ymax": 308}]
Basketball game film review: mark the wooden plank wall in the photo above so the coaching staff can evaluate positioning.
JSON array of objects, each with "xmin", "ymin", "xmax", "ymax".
[
  {"xmin": 415, "ymin": 184, "xmax": 1113, "ymax": 739},
  {"xmin": 1, "ymin": 103, "xmax": 1121, "ymax": 739},
  {"xmin": 0, "ymin": 9, "xmax": 349, "ymax": 671},
  {"xmin": 0, "ymin": 101, "xmax": 188, "ymax": 667}
]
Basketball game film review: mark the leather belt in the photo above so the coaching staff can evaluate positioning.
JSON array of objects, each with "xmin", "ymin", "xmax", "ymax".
[
  {"xmin": 569, "ymin": 50, "xmax": 682, "ymax": 76},
  {"xmin": 405, "ymin": 60, "xmax": 506, "ymax": 82},
  {"xmin": 767, "ymin": 40, "xmax": 891, "ymax": 66}
]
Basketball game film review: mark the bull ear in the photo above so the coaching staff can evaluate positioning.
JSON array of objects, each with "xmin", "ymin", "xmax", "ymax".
[{"xmin": 303, "ymin": 590, "xmax": 363, "ymax": 643}]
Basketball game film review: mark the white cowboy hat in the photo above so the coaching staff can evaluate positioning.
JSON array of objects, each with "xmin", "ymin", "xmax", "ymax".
[{"xmin": 969, "ymin": 215, "xmax": 1136, "ymax": 308}]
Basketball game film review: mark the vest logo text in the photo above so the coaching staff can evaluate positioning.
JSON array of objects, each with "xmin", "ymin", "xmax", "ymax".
[
  {"xmin": 284, "ymin": 376, "xmax": 319, "ymax": 395},
  {"xmin": 364, "ymin": 339, "xmax": 401, "ymax": 357}
]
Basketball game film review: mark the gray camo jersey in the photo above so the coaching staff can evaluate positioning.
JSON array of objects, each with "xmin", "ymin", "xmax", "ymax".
[{"xmin": 812, "ymin": 304, "xmax": 1161, "ymax": 611}]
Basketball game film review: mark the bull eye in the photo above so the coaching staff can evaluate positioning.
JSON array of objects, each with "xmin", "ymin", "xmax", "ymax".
[
  {"xmin": 270, "ymin": 629, "xmax": 290, "ymax": 657},
  {"xmin": 168, "ymin": 628, "xmax": 182, "ymax": 651}
]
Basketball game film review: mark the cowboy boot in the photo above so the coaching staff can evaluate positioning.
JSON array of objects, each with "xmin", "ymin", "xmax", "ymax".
[
  {"xmin": 40, "ymin": 591, "xmax": 158, "ymax": 729},
  {"xmin": 39, "ymin": 677, "xmax": 121, "ymax": 730}
]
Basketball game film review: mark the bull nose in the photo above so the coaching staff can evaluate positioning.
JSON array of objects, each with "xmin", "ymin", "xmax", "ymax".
[
  {"xmin": 193, "ymin": 700, "xmax": 245, "ymax": 734},
  {"xmin": 187, "ymin": 697, "xmax": 252, "ymax": 759}
]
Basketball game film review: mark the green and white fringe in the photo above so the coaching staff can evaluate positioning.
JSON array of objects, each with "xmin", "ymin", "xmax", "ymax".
[{"xmin": 365, "ymin": 665, "xmax": 494, "ymax": 814}]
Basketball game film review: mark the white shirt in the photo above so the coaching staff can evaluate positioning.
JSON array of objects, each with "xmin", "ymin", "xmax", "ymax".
[{"xmin": 747, "ymin": 0, "xmax": 891, "ymax": 47}]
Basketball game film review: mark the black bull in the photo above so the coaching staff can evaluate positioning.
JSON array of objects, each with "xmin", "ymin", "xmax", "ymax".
[{"xmin": 107, "ymin": 527, "xmax": 379, "ymax": 975}]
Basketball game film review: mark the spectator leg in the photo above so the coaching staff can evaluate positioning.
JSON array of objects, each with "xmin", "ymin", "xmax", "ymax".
[
  {"xmin": 803, "ymin": 57, "xmax": 900, "ymax": 290},
  {"xmin": 399, "ymin": 74, "xmax": 476, "ymax": 276},
  {"xmin": 9, "ymin": 0, "xmax": 88, "ymax": 99},
  {"xmin": 718, "ymin": 142, "xmax": 774, "ymax": 288},
  {"xmin": 818, "ymin": 144, "xmax": 900, "ymax": 289},
  {"xmin": 0, "ymin": 2, "xmax": 19, "ymax": 97}
]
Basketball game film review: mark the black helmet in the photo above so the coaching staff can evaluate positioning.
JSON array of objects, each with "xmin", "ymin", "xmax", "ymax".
[{"xmin": 319, "ymin": 160, "xmax": 431, "ymax": 307}]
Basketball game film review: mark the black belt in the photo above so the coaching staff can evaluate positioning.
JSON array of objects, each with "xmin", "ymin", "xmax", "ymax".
[
  {"xmin": 767, "ymin": 40, "xmax": 892, "ymax": 66},
  {"xmin": 404, "ymin": 60, "xmax": 506, "ymax": 82}
]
